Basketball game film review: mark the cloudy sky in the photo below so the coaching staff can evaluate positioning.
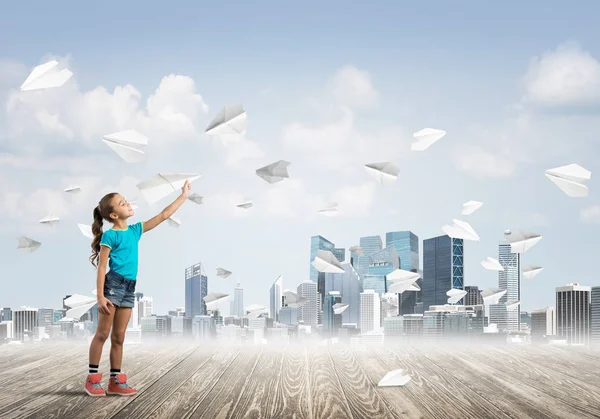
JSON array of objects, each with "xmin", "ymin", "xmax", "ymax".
[{"xmin": 2, "ymin": 1, "xmax": 600, "ymax": 315}]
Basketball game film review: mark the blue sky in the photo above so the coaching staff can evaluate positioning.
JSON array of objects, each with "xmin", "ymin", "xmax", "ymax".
[{"xmin": 2, "ymin": 1, "xmax": 600, "ymax": 315}]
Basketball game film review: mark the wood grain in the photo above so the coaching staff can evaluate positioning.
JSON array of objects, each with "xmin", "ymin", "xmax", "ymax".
[{"xmin": 269, "ymin": 344, "xmax": 312, "ymax": 419}]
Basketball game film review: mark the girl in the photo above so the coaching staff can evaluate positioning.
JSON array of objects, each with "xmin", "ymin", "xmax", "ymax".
[{"xmin": 84, "ymin": 180, "xmax": 191, "ymax": 397}]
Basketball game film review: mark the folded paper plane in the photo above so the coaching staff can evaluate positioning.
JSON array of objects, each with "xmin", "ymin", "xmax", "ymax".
[
  {"xmin": 411, "ymin": 128, "xmax": 446, "ymax": 151},
  {"xmin": 523, "ymin": 265, "xmax": 543, "ymax": 279},
  {"xmin": 505, "ymin": 231, "xmax": 542, "ymax": 254},
  {"xmin": 39, "ymin": 214, "xmax": 60, "ymax": 227},
  {"xmin": 237, "ymin": 199, "xmax": 253, "ymax": 210},
  {"xmin": 188, "ymin": 193, "xmax": 203, "ymax": 205},
  {"xmin": 256, "ymin": 160, "xmax": 291, "ymax": 184},
  {"xmin": 205, "ymin": 104, "xmax": 248, "ymax": 138},
  {"xmin": 21, "ymin": 60, "xmax": 73, "ymax": 92},
  {"xmin": 216, "ymin": 268, "xmax": 232, "ymax": 278},
  {"xmin": 387, "ymin": 269, "xmax": 420, "ymax": 284},
  {"xmin": 481, "ymin": 257, "xmax": 504, "ymax": 271},
  {"xmin": 442, "ymin": 219, "xmax": 480, "ymax": 241},
  {"xmin": 332, "ymin": 303, "xmax": 349, "ymax": 315},
  {"xmin": 311, "ymin": 250, "xmax": 344, "ymax": 274},
  {"xmin": 64, "ymin": 185, "xmax": 81, "ymax": 194},
  {"xmin": 480, "ymin": 288, "xmax": 507, "ymax": 305},
  {"xmin": 349, "ymin": 245, "xmax": 365, "ymax": 256},
  {"xmin": 378, "ymin": 369, "xmax": 411, "ymax": 387},
  {"xmin": 461, "ymin": 200, "xmax": 483, "ymax": 215},
  {"xmin": 246, "ymin": 304, "xmax": 268, "ymax": 319},
  {"xmin": 381, "ymin": 301, "xmax": 398, "ymax": 312},
  {"xmin": 204, "ymin": 292, "xmax": 230, "ymax": 311},
  {"xmin": 137, "ymin": 173, "xmax": 201, "ymax": 204},
  {"xmin": 283, "ymin": 290, "xmax": 307, "ymax": 308},
  {"xmin": 77, "ymin": 224, "xmax": 94, "ymax": 239},
  {"xmin": 64, "ymin": 294, "xmax": 97, "ymax": 320},
  {"xmin": 167, "ymin": 214, "xmax": 181, "ymax": 228},
  {"xmin": 364, "ymin": 162, "xmax": 399, "ymax": 185},
  {"xmin": 545, "ymin": 163, "xmax": 591, "ymax": 198},
  {"xmin": 505, "ymin": 299, "xmax": 520, "ymax": 310},
  {"xmin": 17, "ymin": 236, "xmax": 41, "ymax": 252},
  {"xmin": 318, "ymin": 202, "xmax": 339, "ymax": 216},
  {"xmin": 447, "ymin": 288, "xmax": 468, "ymax": 304},
  {"xmin": 102, "ymin": 129, "xmax": 148, "ymax": 163},
  {"xmin": 388, "ymin": 279, "xmax": 420, "ymax": 294}
]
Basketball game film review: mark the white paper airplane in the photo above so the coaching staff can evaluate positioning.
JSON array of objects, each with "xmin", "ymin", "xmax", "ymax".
[
  {"xmin": 188, "ymin": 193, "xmax": 203, "ymax": 205},
  {"xmin": 447, "ymin": 288, "xmax": 468, "ymax": 304},
  {"xmin": 349, "ymin": 245, "xmax": 365, "ymax": 256},
  {"xmin": 481, "ymin": 257, "xmax": 504, "ymax": 271},
  {"xmin": 167, "ymin": 215, "xmax": 181, "ymax": 228},
  {"xmin": 381, "ymin": 301, "xmax": 398, "ymax": 312},
  {"xmin": 545, "ymin": 163, "xmax": 591, "ymax": 198},
  {"xmin": 255, "ymin": 160, "xmax": 291, "ymax": 184},
  {"xmin": 388, "ymin": 279, "xmax": 421, "ymax": 294},
  {"xmin": 205, "ymin": 104, "xmax": 248, "ymax": 138},
  {"xmin": 20, "ymin": 60, "xmax": 73, "ymax": 92},
  {"xmin": 39, "ymin": 214, "xmax": 60, "ymax": 227},
  {"xmin": 216, "ymin": 268, "xmax": 232, "ymax": 278},
  {"xmin": 203, "ymin": 292, "xmax": 230, "ymax": 311},
  {"xmin": 77, "ymin": 224, "xmax": 94, "ymax": 239},
  {"xmin": 411, "ymin": 128, "xmax": 446, "ymax": 151},
  {"xmin": 102, "ymin": 129, "xmax": 149, "ymax": 163},
  {"xmin": 332, "ymin": 303, "xmax": 349, "ymax": 315},
  {"xmin": 318, "ymin": 202, "xmax": 339, "ymax": 216},
  {"xmin": 523, "ymin": 265, "xmax": 543, "ymax": 279},
  {"xmin": 237, "ymin": 199, "xmax": 253, "ymax": 210},
  {"xmin": 64, "ymin": 185, "xmax": 81, "ymax": 194},
  {"xmin": 480, "ymin": 288, "xmax": 507, "ymax": 305},
  {"xmin": 461, "ymin": 200, "xmax": 483, "ymax": 215},
  {"xmin": 364, "ymin": 162, "xmax": 400, "ymax": 186},
  {"xmin": 64, "ymin": 294, "xmax": 97, "ymax": 320},
  {"xmin": 505, "ymin": 299, "xmax": 521, "ymax": 310},
  {"xmin": 245, "ymin": 304, "xmax": 268, "ymax": 319},
  {"xmin": 378, "ymin": 369, "xmax": 411, "ymax": 387},
  {"xmin": 442, "ymin": 219, "xmax": 480, "ymax": 241},
  {"xmin": 283, "ymin": 290, "xmax": 307, "ymax": 308},
  {"xmin": 311, "ymin": 250, "xmax": 344, "ymax": 274},
  {"xmin": 137, "ymin": 173, "xmax": 201, "ymax": 204},
  {"xmin": 505, "ymin": 230, "xmax": 542, "ymax": 254},
  {"xmin": 17, "ymin": 236, "xmax": 41, "ymax": 252},
  {"xmin": 387, "ymin": 269, "xmax": 420, "ymax": 284}
]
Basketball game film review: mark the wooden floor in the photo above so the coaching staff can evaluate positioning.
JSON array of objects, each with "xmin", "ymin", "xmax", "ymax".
[{"xmin": 1, "ymin": 341, "xmax": 600, "ymax": 419}]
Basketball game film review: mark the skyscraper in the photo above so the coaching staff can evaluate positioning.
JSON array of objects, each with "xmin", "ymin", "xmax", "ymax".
[
  {"xmin": 310, "ymin": 235, "xmax": 336, "ymax": 304},
  {"xmin": 360, "ymin": 290, "xmax": 380, "ymax": 334},
  {"xmin": 364, "ymin": 246, "xmax": 399, "ymax": 296},
  {"xmin": 185, "ymin": 263, "xmax": 208, "ymax": 317},
  {"xmin": 556, "ymin": 283, "xmax": 591, "ymax": 345},
  {"xmin": 297, "ymin": 280, "xmax": 318, "ymax": 328},
  {"xmin": 1, "ymin": 308, "xmax": 12, "ymax": 322},
  {"xmin": 592, "ymin": 286, "xmax": 600, "ymax": 346},
  {"xmin": 531, "ymin": 307, "xmax": 556, "ymax": 343},
  {"xmin": 232, "ymin": 281, "xmax": 244, "ymax": 317},
  {"xmin": 423, "ymin": 235, "xmax": 464, "ymax": 311},
  {"xmin": 386, "ymin": 231, "xmax": 420, "ymax": 314},
  {"xmin": 324, "ymin": 263, "xmax": 363, "ymax": 326},
  {"xmin": 464, "ymin": 286, "xmax": 484, "ymax": 306},
  {"xmin": 356, "ymin": 235, "xmax": 383, "ymax": 279},
  {"xmin": 270, "ymin": 275, "xmax": 283, "ymax": 322},
  {"xmin": 490, "ymin": 235, "xmax": 521, "ymax": 332},
  {"xmin": 13, "ymin": 307, "xmax": 37, "ymax": 341},
  {"xmin": 323, "ymin": 291, "xmax": 342, "ymax": 334},
  {"xmin": 333, "ymin": 248, "xmax": 345, "ymax": 263}
]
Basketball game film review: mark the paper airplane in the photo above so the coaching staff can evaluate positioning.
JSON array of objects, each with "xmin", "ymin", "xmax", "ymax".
[
  {"xmin": 523, "ymin": 265, "xmax": 543, "ymax": 279},
  {"xmin": 349, "ymin": 245, "xmax": 364, "ymax": 256},
  {"xmin": 481, "ymin": 257, "xmax": 504, "ymax": 271},
  {"xmin": 283, "ymin": 290, "xmax": 307, "ymax": 309},
  {"xmin": 318, "ymin": 202, "xmax": 339, "ymax": 216},
  {"xmin": 381, "ymin": 301, "xmax": 398, "ymax": 312},
  {"xmin": 216, "ymin": 268, "xmax": 232, "ymax": 278},
  {"xmin": 461, "ymin": 201, "xmax": 483, "ymax": 215},
  {"xmin": 64, "ymin": 185, "xmax": 81, "ymax": 194},
  {"xmin": 411, "ymin": 128, "xmax": 446, "ymax": 151},
  {"xmin": 480, "ymin": 288, "xmax": 507, "ymax": 305},
  {"xmin": 505, "ymin": 300, "xmax": 521, "ymax": 310},
  {"xmin": 167, "ymin": 215, "xmax": 181, "ymax": 228},
  {"xmin": 255, "ymin": 160, "xmax": 291, "ymax": 184},
  {"xmin": 203, "ymin": 292, "xmax": 230, "ymax": 311},
  {"xmin": 188, "ymin": 194, "xmax": 203, "ymax": 205},
  {"xmin": 20, "ymin": 60, "xmax": 73, "ymax": 92},
  {"xmin": 332, "ymin": 303, "xmax": 349, "ymax": 315},
  {"xmin": 447, "ymin": 288, "xmax": 468, "ymax": 304},
  {"xmin": 64, "ymin": 294, "xmax": 97, "ymax": 320},
  {"xmin": 102, "ymin": 129, "xmax": 148, "ymax": 163},
  {"xmin": 378, "ymin": 369, "xmax": 411, "ymax": 387},
  {"xmin": 442, "ymin": 219, "xmax": 480, "ymax": 241},
  {"xmin": 237, "ymin": 199, "xmax": 253, "ymax": 210},
  {"xmin": 245, "ymin": 304, "xmax": 268, "ymax": 319},
  {"xmin": 364, "ymin": 162, "xmax": 399, "ymax": 186},
  {"xmin": 17, "ymin": 236, "xmax": 41, "ymax": 252},
  {"xmin": 137, "ymin": 173, "xmax": 201, "ymax": 204},
  {"xmin": 311, "ymin": 250, "xmax": 344, "ymax": 274},
  {"xmin": 545, "ymin": 163, "xmax": 591, "ymax": 198},
  {"xmin": 505, "ymin": 231, "xmax": 542, "ymax": 253},
  {"xmin": 388, "ymin": 280, "xmax": 420, "ymax": 294},
  {"xmin": 39, "ymin": 214, "xmax": 60, "ymax": 227},
  {"xmin": 205, "ymin": 104, "xmax": 248, "ymax": 138},
  {"xmin": 77, "ymin": 224, "xmax": 94, "ymax": 239},
  {"xmin": 387, "ymin": 269, "xmax": 420, "ymax": 283}
]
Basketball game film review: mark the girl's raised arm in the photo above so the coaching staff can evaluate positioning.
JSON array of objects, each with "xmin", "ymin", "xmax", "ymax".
[{"xmin": 143, "ymin": 180, "xmax": 191, "ymax": 233}]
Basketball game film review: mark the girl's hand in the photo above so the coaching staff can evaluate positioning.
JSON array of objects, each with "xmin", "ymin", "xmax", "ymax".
[
  {"xmin": 181, "ymin": 179, "xmax": 191, "ymax": 198},
  {"xmin": 98, "ymin": 296, "xmax": 114, "ymax": 315}
]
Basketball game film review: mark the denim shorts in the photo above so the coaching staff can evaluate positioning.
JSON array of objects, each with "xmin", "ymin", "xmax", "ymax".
[{"xmin": 104, "ymin": 270, "xmax": 136, "ymax": 308}]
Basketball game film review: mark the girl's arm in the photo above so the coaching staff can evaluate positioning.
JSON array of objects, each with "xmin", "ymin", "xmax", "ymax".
[
  {"xmin": 97, "ymin": 247, "xmax": 110, "ymax": 296},
  {"xmin": 143, "ymin": 180, "xmax": 191, "ymax": 233}
]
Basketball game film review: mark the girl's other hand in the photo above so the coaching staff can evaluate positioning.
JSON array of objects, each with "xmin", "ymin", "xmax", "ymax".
[
  {"xmin": 98, "ymin": 296, "xmax": 114, "ymax": 315},
  {"xmin": 181, "ymin": 179, "xmax": 191, "ymax": 198}
]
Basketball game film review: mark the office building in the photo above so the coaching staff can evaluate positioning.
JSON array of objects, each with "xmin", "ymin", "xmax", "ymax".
[
  {"xmin": 297, "ymin": 280, "xmax": 318, "ymax": 328},
  {"xmin": 1, "ymin": 308, "xmax": 11, "ymax": 322},
  {"xmin": 279, "ymin": 307, "xmax": 298, "ymax": 326},
  {"xmin": 185, "ymin": 263, "xmax": 208, "ymax": 317},
  {"xmin": 423, "ymin": 235, "xmax": 464, "ymax": 311},
  {"xmin": 592, "ymin": 286, "xmax": 600, "ymax": 346},
  {"xmin": 232, "ymin": 282, "xmax": 244, "ymax": 317},
  {"xmin": 13, "ymin": 307, "xmax": 38, "ymax": 341},
  {"xmin": 356, "ymin": 235, "xmax": 383, "ymax": 279},
  {"xmin": 37, "ymin": 308, "xmax": 54, "ymax": 330},
  {"xmin": 324, "ymin": 263, "xmax": 363, "ymax": 325},
  {"xmin": 333, "ymin": 248, "xmax": 345, "ymax": 263},
  {"xmin": 464, "ymin": 286, "xmax": 483, "ymax": 306},
  {"xmin": 366, "ymin": 246, "xmax": 399, "ymax": 296},
  {"xmin": 386, "ymin": 231, "xmax": 420, "ymax": 314},
  {"xmin": 323, "ymin": 291, "xmax": 342, "ymax": 335},
  {"xmin": 270, "ymin": 275, "xmax": 283, "ymax": 322},
  {"xmin": 490, "ymin": 236, "xmax": 521, "ymax": 332},
  {"xmin": 310, "ymin": 235, "xmax": 336, "ymax": 304},
  {"xmin": 192, "ymin": 315, "xmax": 214, "ymax": 341},
  {"xmin": 531, "ymin": 307, "xmax": 556, "ymax": 343},
  {"xmin": 556, "ymin": 283, "xmax": 591, "ymax": 345},
  {"xmin": 360, "ymin": 290, "xmax": 381, "ymax": 334}
]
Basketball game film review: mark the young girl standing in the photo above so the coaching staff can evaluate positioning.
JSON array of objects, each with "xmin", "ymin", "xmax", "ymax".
[{"xmin": 84, "ymin": 180, "xmax": 191, "ymax": 397}]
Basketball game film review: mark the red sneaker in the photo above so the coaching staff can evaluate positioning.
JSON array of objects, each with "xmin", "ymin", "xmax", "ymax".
[
  {"xmin": 107, "ymin": 373, "xmax": 137, "ymax": 396},
  {"xmin": 84, "ymin": 373, "xmax": 106, "ymax": 397}
]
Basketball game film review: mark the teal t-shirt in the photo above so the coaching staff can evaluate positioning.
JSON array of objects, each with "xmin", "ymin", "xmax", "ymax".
[{"xmin": 100, "ymin": 222, "xmax": 143, "ymax": 280}]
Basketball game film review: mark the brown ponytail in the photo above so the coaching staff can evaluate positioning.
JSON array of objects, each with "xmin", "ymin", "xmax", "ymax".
[{"xmin": 89, "ymin": 192, "xmax": 118, "ymax": 267}]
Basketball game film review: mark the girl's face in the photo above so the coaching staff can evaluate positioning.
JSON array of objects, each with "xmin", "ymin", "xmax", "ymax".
[{"xmin": 109, "ymin": 194, "xmax": 134, "ymax": 220}]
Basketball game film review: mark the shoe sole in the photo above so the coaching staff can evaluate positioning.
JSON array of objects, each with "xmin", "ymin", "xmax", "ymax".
[
  {"xmin": 84, "ymin": 388, "xmax": 106, "ymax": 397},
  {"xmin": 106, "ymin": 391, "xmax": 136, "ymax": 396}
]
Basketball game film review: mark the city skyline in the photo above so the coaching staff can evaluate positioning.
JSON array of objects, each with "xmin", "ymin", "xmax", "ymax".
[{"xmin": 3, "ymin": 2, "xmax": 600, "ymax": 316}]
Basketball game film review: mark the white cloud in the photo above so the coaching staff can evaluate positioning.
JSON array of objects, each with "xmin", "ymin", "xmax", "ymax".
[
  {"xmin": 203, "ymin": 191, "xmax": 250, "ymax": 218},
  {"xmin": 522, "ymin": 42, "xmax": 600, "ymax": 108},
  {"xmin": 217, "ymin": 135, "xmax": 266, "ymax": 167},
  {"xmin": 330, "ymin": 182, "xmax": 376, "ymax": 218},
  {"xmin": 454, "ymin": 146, "xmax": 517, "ymax": 178},
  {"xmin": 327, "ymin": 65, "xmax": 379, "ymax": 109},
  {"xmin": 35, "ymin": 110, "xmax": 73, "ymax": 138},
  {"xmin": 580, "ymin": 205, "xmax": 600, "ymax": 224}
]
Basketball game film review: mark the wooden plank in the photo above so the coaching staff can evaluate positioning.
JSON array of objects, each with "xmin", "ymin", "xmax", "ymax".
[
  {"xmin": 142, "ymin": 346, "xmax": 242, "ymax": 419},
  {"xmin": 307, "ymin": 346, "xmax": 353, "ymax": 419},
  {"xmin": 269, "ymin": 344, "xmax": 312, "ymax": 419}
]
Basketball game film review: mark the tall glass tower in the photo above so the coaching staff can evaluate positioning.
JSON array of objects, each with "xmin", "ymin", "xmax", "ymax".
[
  {"xmin": 490, "ymin": 232, "xmax": 521, "ymax": 332},
  {"xmin": 270, "ymin": 275, "xmax": 283, "ymax": 322},
  {"xmin": 357, "ymin": 235, "xmax": 383, "ymax": 279},
  {"xmin": 364, "ymin": 246, "xmax": 399, "ymax": 296},
  {"xmin": 185, "ymin": 263, "xmax": 208, "ymax": 317},
  {"xmin": 386, "ymin": 231, "xmax": 420, "ymax": 314},
  {"xmin": 423, "ymin": 235, "xmax": 464, "ymax": 311}
]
